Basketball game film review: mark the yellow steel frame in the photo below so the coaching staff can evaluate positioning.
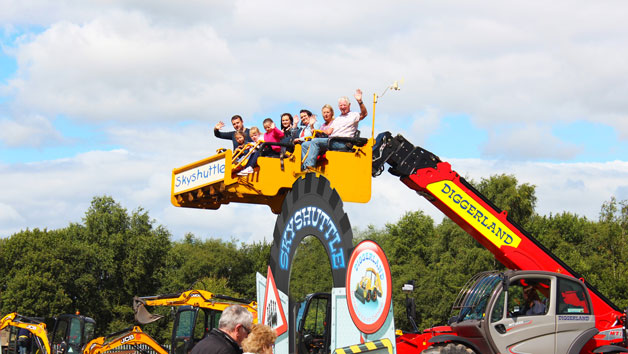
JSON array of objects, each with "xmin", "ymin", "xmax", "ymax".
[{"xmin": 171, "ymin": 139, "xmax": 373, "ymax": 213}]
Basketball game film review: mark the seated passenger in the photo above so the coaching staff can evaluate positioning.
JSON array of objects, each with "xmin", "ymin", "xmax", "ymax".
[
  {"xmin": 301, "ymin": 89, "xmax": 367, "ymax": 170},
  {"xmin": 280, "ymin": 113, "xmax": 294, "ymax": 139},
  {"xmin": 237, "ymin": 127, "xmax": 262, "ymax": 176},
  {"xmin": 213, "ymin": 115, "xmax": 252, "ymax": 149},
  {"xmin": 523, "ymin": 286, "xmax": 546, "ymax": 316},
  {"xmin": 261, "ymin": 118, "xmax": 284, "ymax": 158},
  {"xmin": 319, "ymin": 104, "xmax": 335, "ymax": 136},
  {"xmin": 293, "ymin": 109, "xmax": 319, "ymax": 144},
  {"xmin": 232, "ymin": 131, "xmax": 250, "ymax": 164},
  {"xmin": 238, "ymin": 120, "xmax": 284, "ymax": 176}
]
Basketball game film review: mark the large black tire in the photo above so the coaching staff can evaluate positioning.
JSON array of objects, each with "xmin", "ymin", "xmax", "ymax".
[
  {"xmin": 366, "ymin": 290, "xmax": 372, "ymax": 302},
  {"xmin": 269, "ymin": 173, "xmax": 354, "ymax": 293},
  {"xmin": 422, "ymin": 344, "xmax": 476, "ymax": 354}
]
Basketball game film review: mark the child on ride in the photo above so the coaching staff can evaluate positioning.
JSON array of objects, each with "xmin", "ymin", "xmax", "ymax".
[
  {"xmin": 232, "ymin": 131, "xmax": 251, "ymax": 166},
  {"xmin": 261, "ymin": 118, "xmax": 284, "ymax": 157},
  {"xmin": 238, "ymin": 120, "xmax": 284, "ymax": 176}
]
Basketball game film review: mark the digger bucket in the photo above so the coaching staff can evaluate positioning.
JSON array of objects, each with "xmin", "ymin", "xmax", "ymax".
[{"xmin": 133, "ymin": 297, "xmax": 164, "ymax": 325}]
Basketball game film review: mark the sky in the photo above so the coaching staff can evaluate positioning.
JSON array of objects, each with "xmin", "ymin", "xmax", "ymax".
[{"xmin": 1, "ymin": 0, "xmax": 628, "ymax": 244}]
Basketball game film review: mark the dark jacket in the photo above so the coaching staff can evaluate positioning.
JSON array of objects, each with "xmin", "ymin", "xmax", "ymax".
[
  {"xmin": 17, "ymin": 328, "xmax": 32, "ymax": 347},
  {"xmin": 214, "ymin": 128, "xmax": 252, "ymax": 150},
  {"xmin": 190, "ymin": 329, "xmax": 242, "ymax": 354}
]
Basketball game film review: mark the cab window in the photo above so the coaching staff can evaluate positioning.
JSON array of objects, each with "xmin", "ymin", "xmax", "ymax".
[
  {"xmin": 507, "ymin": 278, "xmax": 550, "ymax": 317},
  {"xmin": 52, "ymin": 320, "xmax": 68, "ymax": 345},
  {"xmin": 490, "ymin": 291, "xmax": 505, "ymax": 322},
  {"xmin": 302, "ymin": 297, "xmax": 328, "ymax": 337},
  {"xmin": 557, "ymin": 278, "xmax": 590, "ymax": 315},
  {"xmin": 68, "ymin": 318, "xmax": 82, "ymax": 346}
]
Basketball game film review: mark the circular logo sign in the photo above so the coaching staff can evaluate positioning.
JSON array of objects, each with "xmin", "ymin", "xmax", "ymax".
[{"xmin": 345, "ymin": 240, "xmax": 392, "ymax": 334}]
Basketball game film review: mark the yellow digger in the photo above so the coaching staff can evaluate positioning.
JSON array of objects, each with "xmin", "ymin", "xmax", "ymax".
[
  {"xmin": 0, "ymin": 313, "xmax": 51, "ymax": 354},
  {"xmin": 354, "ymin": 267, "xmax": 383, "ymax": 304},
  {"xmin": 133, "ymin": 289, "xmax": 257, "ymax": 354},
  {"xmin": 82, "ymin": 326, "xmax": 167, "ymax": 354}
]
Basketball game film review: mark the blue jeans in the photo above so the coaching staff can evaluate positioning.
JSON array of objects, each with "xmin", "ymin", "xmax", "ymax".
[{"xmin": 301, "ymin": 138, "xmax": 348, "ymax": 168}]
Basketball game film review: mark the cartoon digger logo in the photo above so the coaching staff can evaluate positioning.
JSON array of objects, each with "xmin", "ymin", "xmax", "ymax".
[{"xmin": 354, "ymin": 267, "xmax": 383, "ymax": 304}]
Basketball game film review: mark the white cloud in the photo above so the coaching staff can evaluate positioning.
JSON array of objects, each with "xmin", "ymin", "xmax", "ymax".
[
  {"xmin": 4, "ymin": 0, "xmax": 627, "ymax": 140},
  {"xmin": 4, "ymin": 11, "xmax": 238, "ymax": 122},
  {"xmin": 0, "ymin": 114, "xmax": 64, "ymax": 147},
  {"xmin": 0, "ymin": 202, "xmax": 24, "ymax": 225},
  {"xmin": 481, "ymin": 124, "xmax": 582, "ymax": 160}
]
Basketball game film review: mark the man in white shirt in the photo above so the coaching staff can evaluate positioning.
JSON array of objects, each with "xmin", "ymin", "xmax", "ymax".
[{"xmin": 301, "ymin": 89, "xmax": 367, "ymax": 170}]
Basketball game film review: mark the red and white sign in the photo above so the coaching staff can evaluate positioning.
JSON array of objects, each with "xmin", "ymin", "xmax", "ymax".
[
  {"xmin": 345, "ymin": 240, "xmax": 392, "ymax": 334},
  {"xmin": 262, "ymin": 266, "xmax": 288, "ymax": 335}
]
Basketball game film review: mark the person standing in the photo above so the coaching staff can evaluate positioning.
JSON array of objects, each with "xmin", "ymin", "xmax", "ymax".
[
  {"xmin": 17, "ymin": 328, "xmax": 32, "ymax": 354},
  {"xmin": 241, "ymin": 324, "xmax": 277, "ymax": 354},
  {"xmin": 214, "ymin": 115, "xmax": 252, "ymax": 149},
  {"xmin": 190, "ymin": 305, "xmax": 253, "ymax": 354}
]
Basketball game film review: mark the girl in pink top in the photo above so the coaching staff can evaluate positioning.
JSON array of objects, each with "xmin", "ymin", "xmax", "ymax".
[{"xmin": 262, "ymin": 118, "xmax": 284, "ymax": 155}]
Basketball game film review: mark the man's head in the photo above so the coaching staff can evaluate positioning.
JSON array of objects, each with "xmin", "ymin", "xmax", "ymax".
[
  {"xmin": 218, "ymin": 305, "xmax": 254, "ymax": 345},
  {"xmin": 338, "ymin": 97, "xmax": 351, "ymax": 115},
  {"xmin": 299, "ymin": 109, "xmax": 312, "ymax": 125},
  {"xmin": 231, "ymin": 115, "xmax": 244, "ymax": 131}
]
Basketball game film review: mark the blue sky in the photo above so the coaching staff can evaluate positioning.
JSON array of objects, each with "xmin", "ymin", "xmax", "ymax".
[{"xmin": 1, "ymin": 0, "xmax": 628, "ymax": 241}]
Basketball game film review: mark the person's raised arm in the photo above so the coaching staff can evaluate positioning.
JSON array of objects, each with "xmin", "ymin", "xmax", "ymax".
[
  {"xmin": 213, "ymin": 121, "xmax": 231, "ymax": 139},
  {"xmin": 355, "ymin": 89, "xmax": 368, "ymax": 120}
]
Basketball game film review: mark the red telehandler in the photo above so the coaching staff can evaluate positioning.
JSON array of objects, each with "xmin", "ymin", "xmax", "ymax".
[{"xmin": 372, "ymin": 132, "xmax": 628, "ymax": 354}]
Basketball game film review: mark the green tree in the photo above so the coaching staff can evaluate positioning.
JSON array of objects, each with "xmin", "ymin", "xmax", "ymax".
[
  {"xmin": 0, "ymin": 196, "xmax": 172, "ymax": 333},
  {"xmin": 476, "ymin": 174, "xmax": 536, "ymax": 226},
  {"xmin": 289, "ymin": 236, "xmax": 333, "ymax": 301}
]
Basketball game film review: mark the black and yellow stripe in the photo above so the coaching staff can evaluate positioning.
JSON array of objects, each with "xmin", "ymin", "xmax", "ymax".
[{"xmin": 333, "ymin": 338, "xmax": 393, "ymax": 354}]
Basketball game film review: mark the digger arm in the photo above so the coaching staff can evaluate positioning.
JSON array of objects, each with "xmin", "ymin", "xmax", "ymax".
[
  {"xmin": 83, "ymin": 326, "xmax": 167, "ymax": 354},
  {"xmin": 133, "ymin": 289, "xmax": 257, "ymax": 325},
  {"xmin": 372, "ymin": 131, "xmax": 624, "ymax": 331},
  {"xmin": 0, "ymin": 313, "xmax": 52, "ymax": 354}
]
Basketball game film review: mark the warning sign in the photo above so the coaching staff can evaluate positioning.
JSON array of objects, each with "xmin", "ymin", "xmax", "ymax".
[{"xmin": 262, "ymin": 266, "xmax": 288, "ymax": 335}]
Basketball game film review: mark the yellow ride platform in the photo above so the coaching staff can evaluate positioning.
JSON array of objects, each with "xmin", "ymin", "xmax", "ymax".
[{"xmin": 171, "ymin": 139, "xmax": 373, "ymax": 214}]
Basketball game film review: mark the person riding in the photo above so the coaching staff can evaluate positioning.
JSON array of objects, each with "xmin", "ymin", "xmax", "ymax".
[
  {"xmin": 300, "ymin": 89, "xmax": 367, "ymax": 170},
  {"xmin": 214, "ymin": 115, "xmax": 252, "ymax": 149}
]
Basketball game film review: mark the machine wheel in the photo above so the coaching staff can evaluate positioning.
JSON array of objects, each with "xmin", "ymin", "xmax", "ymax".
[
  {"xmin": 270, "ymin": 173, "xmax": 355, "ymax": 293},
  {"xmin": 422, "ymin": 343, "xmax": 476, "ymax": 354},
  {"xmin": 367, "ymin": 290, "xmax": 372, "ymax": 302}
]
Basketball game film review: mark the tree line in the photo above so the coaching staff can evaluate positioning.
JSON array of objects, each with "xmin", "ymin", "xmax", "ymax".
[{"xmin": 1, "ymin": 174, "xmax": 627, "ymax": 341}]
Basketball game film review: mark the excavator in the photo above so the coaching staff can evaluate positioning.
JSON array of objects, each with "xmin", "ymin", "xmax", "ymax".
[
  {"xmin": 170, "ymin": 100, "xmax": 628, "ymax": 352},
  {"xmin": 82, "ymin": 326, "xmax": 167, "ymax": 354},
  {"xmin": 0, "ymin": 313, "xmax": 51, "ymax": 354},
  {"xmin": 1, "ymin": 313, "xmax": 96, "ymax": 354},
  {"xmin": 132, "ymin": 289, "xmax": 257, "ymax": 354},
  {"xmin": 82, "ymin": 289, "xmax": 256, "ymax": 354}
]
